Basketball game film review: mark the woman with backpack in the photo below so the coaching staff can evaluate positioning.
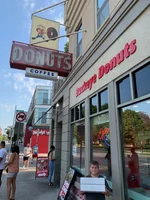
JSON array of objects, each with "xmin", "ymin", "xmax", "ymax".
[{"xmin": 48, "ymin": 145, "xmax": 56, "ymax": 186}]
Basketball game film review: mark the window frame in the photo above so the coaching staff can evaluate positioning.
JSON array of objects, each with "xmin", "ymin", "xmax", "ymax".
[
  {"xmin": 76, "ymin": 23, "xmax": 82, "ymax": 59},
  {"xmin": 97, "ymin": 0, "xmax": 109, "ymax": 29}
]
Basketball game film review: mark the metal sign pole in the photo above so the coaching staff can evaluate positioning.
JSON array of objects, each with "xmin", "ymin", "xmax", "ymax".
[
  {"xmin": 32, "ymin": 0, "xmax": 70, "ymax": 16},
  {"xmin": 31, "ymin": 30, "xmax": 87, "ymax": 46},
  {"xmin": 16, "ymin": 123, "xmax": 20, "ymax": 145}
]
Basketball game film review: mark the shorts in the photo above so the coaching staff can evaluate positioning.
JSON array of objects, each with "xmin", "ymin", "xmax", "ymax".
[
  {"xmin": 7, "ymin": 172, "xmax": 18, "ymax": 178},
  {"xmin": 0, "ymin": 169, "xmax": 3, "ymax": 181},
  {"xmin": 23, "ymin": 156, "xmax": 30, "ymax": 161}
]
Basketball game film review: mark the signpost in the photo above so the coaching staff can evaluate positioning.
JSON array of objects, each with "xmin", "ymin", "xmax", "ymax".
[{"xmin": 35, "ymin": 157, "xmax": 49, "ymax": 179}]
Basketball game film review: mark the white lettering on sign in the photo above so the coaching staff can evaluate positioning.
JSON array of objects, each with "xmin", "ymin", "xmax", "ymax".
[
  {"xmin": 12, "ymin": 46, "xmax": 72, "ymax": 70},
  {"xmin": 12, "ymin": 47, "xmax": 23, "ymax": 61},
  {"xmin": 38, "ymin": 173, "xmax": 46, "ymax": 177},
  {"xmin": 25, "ymin": 68, "xmax": 58, "ymax": 80},
  {"xmin": 32, "ymin": 129, "xmax": 49, "ymax": 135}
]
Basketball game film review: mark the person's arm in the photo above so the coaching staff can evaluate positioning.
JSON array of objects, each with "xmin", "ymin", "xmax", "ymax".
[
  {"xmin": 105, "ymin": 179, "xmax": 113, "ymax": 196},
  {"xmin": 5, "ymin": 153, "xmax": 15, "ymax": 168}
]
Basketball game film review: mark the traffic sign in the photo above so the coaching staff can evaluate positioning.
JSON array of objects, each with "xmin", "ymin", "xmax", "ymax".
[{"xmin": 16, "ymin": 111, "xmax": 26, "ymax": 123}]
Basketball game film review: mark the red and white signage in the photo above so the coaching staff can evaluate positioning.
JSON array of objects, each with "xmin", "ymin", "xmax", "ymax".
[
  {"xmin": 76, "ymin": 39, "xmax": 137, "ymax": 97},
  {"xmin": 35, "ymin": 157, "xmax": 49, "ymax": 179},
  {"xmin": 16, "ymin": 111, "xmax": 26, "ymax": 123},
  {"xmin": 10, "ymin": 41, "xmax": 72, "ymax": 77}
]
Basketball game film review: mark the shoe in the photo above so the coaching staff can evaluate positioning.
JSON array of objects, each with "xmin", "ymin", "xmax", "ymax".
[
  {"xmin": 26, "ymin": 168, "xmax": 28, "ymax": 170},
  {"xmin": 49, "ymin": 182, "xmax": 53, "ymax": 186},
  {"xmin": 22, "ymin": 166, "xmax": 26, "ymax": 169}
]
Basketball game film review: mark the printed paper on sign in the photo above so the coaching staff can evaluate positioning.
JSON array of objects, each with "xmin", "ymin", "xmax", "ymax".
[{"xmin": 30, "ymin": 15, "xmax": 60, "ymax": 50}]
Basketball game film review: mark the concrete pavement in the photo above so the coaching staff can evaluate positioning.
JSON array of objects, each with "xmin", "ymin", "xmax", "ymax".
[{"xmin": 0, "ymin": 164, "xmax": 59, "ymax": 200}]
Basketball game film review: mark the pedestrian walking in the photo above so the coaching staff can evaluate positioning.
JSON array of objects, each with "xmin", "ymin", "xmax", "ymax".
[
  {"xmin": 80, "ymin": 160, "xmax": 113, "ymax": 200},
  {"xmin": 23, "ymin": 143, "xmax": 32, "ymax": 169},
  {"xmin": 0, "ymin": 141, "xmax": 7, "ymax": 187},
  {"xmin": 5, "ymin": 145, "xmax": 19, "ymax": 200},
  {"xmin": 48, "ymin": 145, "xmax": 56, "ymax": 186}
]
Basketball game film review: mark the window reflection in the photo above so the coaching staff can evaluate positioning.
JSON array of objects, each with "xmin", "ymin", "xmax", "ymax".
[
  {"xmin": 118, "ymin": 76, "xmax": 131, "ymax": 104},
  {"xmin": 90, "ymin": 95, "xmax": 98, "ymax": 114},
  {"xmin": 80, "ymin": 102, "xmax": 85, "ymax": 118},
  {"xmin": 121, "ymin": 100, "xmax": 150, "ymax": 198},
  {"xmin": 72, "ymin": 122, "xmax": 85, "ymax": 173},
  {"xmin": 91, "ymin": 113, "xmax": 111, "ymax": 178},
  {"xmin": 71, "ymin": 108, "xmax": 74, "ymax": 122},
  {"xmin": 134, "ymin": 63, "xmax": 150, "ymax": 98},
  {"xmin": 99, "ymin": 89, "xmax": 108, "ymax": 111},
  {"xmin": 75, "ymin": 105, "xmax": 79, "ymax": 120}
]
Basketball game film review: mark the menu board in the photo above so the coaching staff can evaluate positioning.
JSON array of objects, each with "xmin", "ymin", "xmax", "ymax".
[
  {"xmin": 35, "ymin": 157, "xmax": 49, "ymax": 179},
  {"xmin": 58, "ymin": 168, "xmax": 75, "ymax": 200}
]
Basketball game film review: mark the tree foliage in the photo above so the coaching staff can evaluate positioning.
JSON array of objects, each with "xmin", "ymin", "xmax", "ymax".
[
  {"xmin": 0, "ymin": 134, "xmax": 8, "ymax": 141},
  {"xmin": 64, "ymin": 42, "xmax": 69, "ymax": 53},
  {"xmin": 122, "ymin": 109, "xmax": 148, "ymax": 146}
]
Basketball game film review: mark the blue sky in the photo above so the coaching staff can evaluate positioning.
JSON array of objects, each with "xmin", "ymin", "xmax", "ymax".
[{"xmin": 0, "ymin": 0, "xmax": 67, "ymax": 132}]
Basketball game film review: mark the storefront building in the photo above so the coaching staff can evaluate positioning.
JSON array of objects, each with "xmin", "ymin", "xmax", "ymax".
[
  {"xmin": 51, "ymin": 0, "xmax": 150, "ymax": 199},
  {"xmin": 25, "ymin": 86, "xmax": 52, "ymax": 154}
]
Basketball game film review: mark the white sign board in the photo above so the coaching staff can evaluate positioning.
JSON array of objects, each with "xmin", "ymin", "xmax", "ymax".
[
  {"xmin": 25, "ymin": 67, "xmax": 58, "ymax": 80},
  {"xmin": 16, "ymin": 111, "xmax": 27, "ymax": 123},
  {"xmin": 80, "ymin": 177, "xmax": 105, "ymax": 192}
]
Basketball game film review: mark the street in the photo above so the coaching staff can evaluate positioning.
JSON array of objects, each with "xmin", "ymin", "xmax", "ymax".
[{"xmin": 0, "ymin": 161, "xmax": 59, "ymax": 200}]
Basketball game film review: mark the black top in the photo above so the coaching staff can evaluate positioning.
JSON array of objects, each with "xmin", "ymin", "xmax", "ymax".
[{"xmin": 85, "ymin": 175, "xmax": 112, "ymax": 200}]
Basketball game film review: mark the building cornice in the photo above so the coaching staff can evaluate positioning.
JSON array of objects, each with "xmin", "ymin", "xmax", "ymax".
[{"xmin": 52, "ymin": 0, "xmax": 150, "ymax": 104}]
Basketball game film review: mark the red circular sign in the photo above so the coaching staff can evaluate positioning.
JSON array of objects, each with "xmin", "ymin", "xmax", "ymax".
[{"xmin": 16, "ymin": 112, "xmax": 26, "ymax": 122}]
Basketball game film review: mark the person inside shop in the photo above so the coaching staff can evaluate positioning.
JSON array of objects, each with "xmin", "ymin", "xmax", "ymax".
[
  {"xmin": 23, "ymin": 143, "xmax": 32, "ymax": 170},
  {"xmin": 127, "ymin": 147, "xmax": 140, "ymax": 188},
  {"xmin": 48, "ymin": 145, "xmax": 56, "ymax": 186},
  {"xmin": 80, "ymin": 160, "xmax": 113, "ymax": 200}
]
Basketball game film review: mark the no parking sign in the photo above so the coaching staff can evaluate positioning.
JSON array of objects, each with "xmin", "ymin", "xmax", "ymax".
[{"xmin": 16, "ymin": 111, "xmax": 26, "ymax": 123}]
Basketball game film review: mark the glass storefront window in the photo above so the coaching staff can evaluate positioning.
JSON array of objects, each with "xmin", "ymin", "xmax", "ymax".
[
  {"xmin": 134, "ymin": 63, "xmax": 150, "ymax": 98},
  {"xmin": 91, "ymin": 113, "xmax": 111, "ymax": 179},
  {"xmin": 71, "ymin": 122, "xmax": 85, "ymax": 173},
  {"xmin": 75, "ymin": 105, "xmax": 79, "ymax": 120},
  {"xmin": 34, "ymin": 108, "xmax": 48, "ymax": 124},
  {"xmin": 99, "ymin": 89, "xmax": 108, "ymax": 111},
  {"xmin": 80, "ymin": 102, "xmax": 85, "ymax": 118},
  {"xmin": 121, "ymin": 99, "xmax": 150, "ymax": 199},
  {"xmin": 117, "ymin": 76, "xmax": 131, "ymax": 104},
  {"xmin": 36, "ymin": 89, "xmax": 49, "ymax": 104},
  {"xmin": 71, "ymin": 108, "xmax": 74, "ymax": 122},
  {"xmin": 90, "ymin": 95, "xmax": 98, "ymax": 114}
]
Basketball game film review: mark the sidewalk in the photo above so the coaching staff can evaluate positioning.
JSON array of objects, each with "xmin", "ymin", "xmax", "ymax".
[{"xmin": 0, "ymin": 162, "xmax": 59, "ymax": 200}]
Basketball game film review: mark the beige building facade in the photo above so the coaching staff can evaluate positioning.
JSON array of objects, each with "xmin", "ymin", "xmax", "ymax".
[{"xmin": 51, "ymin": 1, "xmax": 150, "ymax": 199}]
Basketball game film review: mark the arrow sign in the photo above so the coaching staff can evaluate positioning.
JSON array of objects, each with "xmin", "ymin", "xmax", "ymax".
[{"xmin": 16, "ymin": 112, "xmax": 26, "ymax": 123}]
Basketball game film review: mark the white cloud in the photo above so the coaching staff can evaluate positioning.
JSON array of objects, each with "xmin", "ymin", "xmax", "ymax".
[
  {"xmin": 4, "ymin": 72, "xmax": 12, "ymax": 78},
  {"xmin": 11, "ymin": 72, "xmax": 52, "ymax": 95},
  {"xmin": 23, "ymin": 0, "xmax": 36, "ymax": 11},
  {"xmin": 55, "ymin": 12, "xmax": 64, "ymax": 24},
  {"xmin": 1, "ymin": 104, "xmax": 15, "ymax": 112}
]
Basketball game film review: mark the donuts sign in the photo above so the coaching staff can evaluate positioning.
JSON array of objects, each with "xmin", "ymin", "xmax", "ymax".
[{"xmin": 10, "ymin": 41, "xmax": 72, "ymax": 77}]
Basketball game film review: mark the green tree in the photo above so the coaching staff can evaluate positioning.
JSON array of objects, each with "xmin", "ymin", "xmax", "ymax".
[
  {"xmin": 122, "ymin": 109, "xmax": 144, "ymax": 145},
  {"xmin": 0, "ymin": 134, "xmax": 8, "ymax": 141},
  {"xmin": 64, "ymin": 42, "xmax": 69, "ymax": 52}
]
